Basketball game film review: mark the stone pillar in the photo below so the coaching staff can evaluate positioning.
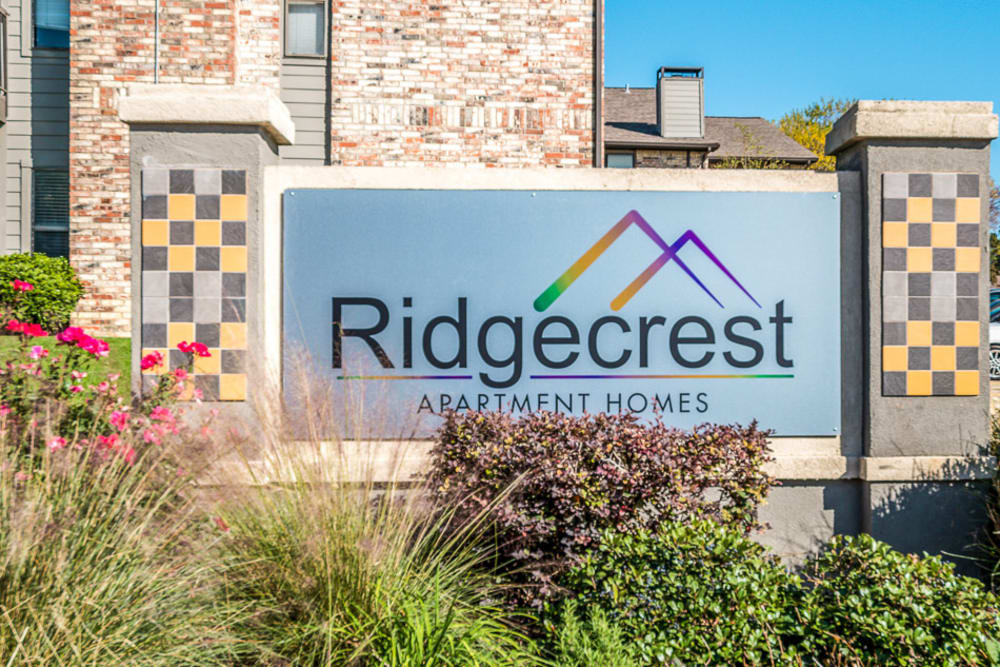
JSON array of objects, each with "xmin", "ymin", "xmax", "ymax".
[
  {"xmin": 119, "ymin": 84, "xmax": 294, "ymax": 405},
  {"xmin": 827, "ymin": 101, "xmax": 998, "ymax": 569}
]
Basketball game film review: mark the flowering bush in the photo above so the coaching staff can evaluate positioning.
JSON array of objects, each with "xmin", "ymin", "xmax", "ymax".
[
  {"xmin": 428, "ymin": 410, "xmax": 775, "ymax": 607},
  {"xmin": 0, "ymin": 253, "xmax": 82, "ymax": 330},
  {"xmin": 0, "ymin": 279, "xmax": 213, "ymax": 467}
]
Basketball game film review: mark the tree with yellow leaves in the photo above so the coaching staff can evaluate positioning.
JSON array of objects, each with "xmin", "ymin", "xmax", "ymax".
[{"xmin": 778, "ymin": 99, "xmax": 856, "ymax": 172}]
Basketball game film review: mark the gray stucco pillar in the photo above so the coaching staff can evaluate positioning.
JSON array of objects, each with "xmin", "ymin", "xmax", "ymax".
[
  {"xmin": 119, "ymin": 84, "xmax": 294, "ymax": 406},
  {"xmin": 827, "ymin": 101, "xmax": 998, "ymax": 569}
]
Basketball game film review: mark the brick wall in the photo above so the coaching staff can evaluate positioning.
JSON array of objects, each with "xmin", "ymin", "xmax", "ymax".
[
  {"xmin": 635, "ymin": 149, "xmax": 707, "ymax": 169},
  {"xmin": 329, "ymin": 0, "xmax": 597, "ymax": 167},
  {"xmin": 69, "ymin": 0, "xmax": 280, "ymax": 336}
]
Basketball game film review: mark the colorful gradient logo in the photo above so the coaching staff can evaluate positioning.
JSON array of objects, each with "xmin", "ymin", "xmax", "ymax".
[{"xmin": 533, "ymin": 209, "xmax": 761, "ymax": 312}]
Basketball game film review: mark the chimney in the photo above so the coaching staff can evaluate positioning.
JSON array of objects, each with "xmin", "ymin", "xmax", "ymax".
[{"xmin": 655, "ymin": 67, "xmax": 704, "ymax": 138}]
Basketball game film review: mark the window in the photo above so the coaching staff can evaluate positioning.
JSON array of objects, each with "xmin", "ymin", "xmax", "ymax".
[
  {"xmin": 34, "ymin": 0, "xmax": 69, "ymax": 49},
  {"xmin": 606, "ymin": 152, "xmax": 635, "ymax": 169},
  {"xmin": 285, "ymin": 0, "xmax": 326, "ymax": 57},
  {"xmin": 33, "ymin": 168, "xmax": 69, "ymax": 257}
]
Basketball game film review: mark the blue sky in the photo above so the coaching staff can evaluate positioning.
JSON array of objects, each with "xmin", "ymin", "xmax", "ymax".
[{"xmin": 605, "ymin": 0, "xmax": 1000, "ymax": 179}]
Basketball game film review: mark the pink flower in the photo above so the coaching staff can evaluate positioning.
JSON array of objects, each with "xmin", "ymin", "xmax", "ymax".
[
  {"xmin": 109, "ymin": 410, "xmax": 129, "ymax": 431},
  {"xmin": 97, "ymin": 433, "xmax": 119, "ymax": 449},
  {"xmin": 96, "ymin": 381, "xmax": 110, "ymax": 393},
  {"xmin": 213, "ymin": 516, "xmax": 230, "ymax": 533},
  {"xmin": 11, "ymin": 280, "xmax": 34, "ymax": 292},
  {"xmin": 178, "ymin": 341, "xmax": 211, "ymax": 358},
  {"xmin": 29, "ymin": 345, "xmax": 49, "ymax": 360},
  {"xmin": 69, "ymin": 385, "xmax": 83, "ymax": 393},
  {"xmin": 5, "ymin": 320, "xmax": 23, "ymax": 333},
  {"xmin": 142, "ymin": 428, "xmax": 161, "ymax": 445},
  {"xmin": 193, "ymin": 388, "xmax": 204, "ymax": 401},
  {"xmin": 150, "ymin": 406, "xmax": 173, "ymax": 422},
  {"xmin": 56, "ymin": 327, "xmax": 85, "ymax": 343},
  {"xmin": 47, "ymin": 436, "xmax": 67, "ymax": 452},
  {"xmin": 174, "ymin": 368, "xmax": 188, "ymax": 381},
  {"xmin": 140, "ymin": 351, "xmax": 163, "ymax": 371},
  {"xmin": 70, "ymin": 370, "xmax": 87, "ymax": 380},
  {"xmin": 0, "ymin": 405, "xmax": 10, "ymax": 416},
  {"xmin": 121, "ymin": 447, "xmax": 136, "ymax": 465},
  {"xmin": 14, "ymin": 471, "xmax": 29, "ymax": 482},
  {"xmin": 21, "ymin": 323, "xmax": 47, "ymax": 338}
]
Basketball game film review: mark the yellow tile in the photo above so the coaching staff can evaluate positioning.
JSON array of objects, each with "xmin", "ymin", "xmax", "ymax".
[
  {"xmin": 955, "ymin": 321, "xmax": 979, "ymax": 346},
  {"xmin": 930, "ymin": 346, "xmax": 956, "ymax": 371},
  {"xmin": 907, "ymin": 247, "xmax": 932, "ymax": 272},
  {"xmin": 955, "ymin": 370, "xmax": 979, "ymax": 396},
  {"xmin": 907, "ymin": 197, "xmax": 932, "ymax": 223},
  {"xmin": 220, "ymin": 246, "xmax": 247, "ymax": 272},
  {"xmin": 955, "ymin": 197, "xmax": 980, "ymax": 223},
  {"xmin": 882, "ymin": 222, "xmax": 908, "ymax": 248},
  {"xmin": 220, "ymin": 194, "xmax": 247, "ymax": 221},
  {"xmin": 168, "ymin": 246, "xmax": 195, "ymax": 271},
  {"xmin": 140, "ymin": 348, "xmax": 167, "ymax": 375},
  {"xmin": 907, "ymin": 371, "xmax": 932, "ymax": 396},
  {"xmin": 193, "ymin": 349, "xmax": 221, "ymax": 374},
  {"xmin": 955, "ymin": 247, "xmax": 980, "ymax": 272},
  {"xmin": 220, "ymin": 323, "xmax": 247, "ymax": 349},
  {"xmin": 220, "ymin": 374, "xmax": 247, "ymax": 401},
  {"xmin": 930, "ymin": 223, "xmax": 957, "ymax": 247},
  {"xmin": 168, "ymin": 194, "xmax": 196, "ymax": 220},
  {"xmin": 142, "ymin": 220, "xmax": 168, "ymax": 246},
  {"xmin": 906, "ymin": 321, "xmax": 931, "ymax": 347},
  {"xmin": 176, "ymin": 381, "xmax": 196, "ymax": 402},
  {"xmin": 194, "ymin": 220, "xmax": 221, "ymax": 246},
  {"xmin": 168, "ymin": 323, "xmax": 195, "ymax": 348},
  {"xmin": 883, "ymin": 346, "xmax": 908, "ymax": 372}
]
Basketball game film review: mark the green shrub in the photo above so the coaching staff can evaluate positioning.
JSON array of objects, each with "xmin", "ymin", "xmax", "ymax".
[
  {"xmin": 429, "ymin": 411, "xmax": 774, "ymax": 607},
  {"xmin": 0, "ymin": 253, "xmax": 83, "ymax": 330},
  {"xmin": 545, "ymin": 600, "xmax": 636, "ymax": 667},
  {"xmin": 796, "ymin": 534, "xmax": 1000, "ymax": 666},
  {"xmin": 560, "ymin": 521, "xmax": 800, "ymax": 665}
]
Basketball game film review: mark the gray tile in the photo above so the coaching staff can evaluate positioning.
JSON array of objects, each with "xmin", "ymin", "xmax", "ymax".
[
  {"xmin": 170, "ymin": 220, "xmax": 194, "ymax": 245},
  {"xmin": 930, "ymin": 296, "xmax": 956, "ymax": 321},
  {"xmin": 222, "ymin": 298, "xmax": 246, "ymax": 323},
  {"xmin": 908, "ymin": 223, "xmax": 930, "ymax": 246},
  {"xmin": 956, "ymin": 273, "xmax": 979, "ymax": 296},
  {"xmin": 222, "ymin": 170, "xmax": 246, "ymax": 194},
  {"xmin": 196, "ymin": 247, "xmax": 220, "ymax": 271},
  {"xmin": 142, "ymin": 323, "xmax": 167, "ymax": 348},
  {"xmin": 170, "ymin": 298, "xmax": 193, "ymax": 322},
  {"xmin": 883, "ymin": 371, "xmax": 907, "ymax": 396},
  {"xmin": 169, "ymin": 272, "xmax": 194, "ymax": 297},
  {"xmin": 909, "ymin": 173, "xmax": 932, "ymax": 197},
  {"xmin": 196, "ymin": 323, "xmax": 220, "ymax": 347},
  {"xmin": 931, "ymin": 173, "xmax": 957, "ymax": 199},
  {"xmin": 932, "ymin": 248, "xmax": 955, "ymax": 271},
  {"xmin": 883, "ymin": 296, "xmax": 908, "ymax": 322},
  {"xmin": 883, "ymin": 198, "xmax": 907, "ymax": 222},
  {"xmin": 932, "ymin": 198, "xmax": 955, "ymax": 222},
  {"xmin": 930, "ymin": 272, "xmax": 955, "ymax": 296},
  {"xmin": 222, "ymin": 349, "xmax": 246, "ymax": 373},
  {"xmin": 957, "ymin": 297, "xmax": 978, "ymax": 321},
  {"xmin": 932, "ymin": 372, "xmax": 955, "ymax": 395},
  {"xmin": 169, "ymin": 349, "xmax": 187, "ymax": 370},
  {"xmin": 884, "ymin": 322, "xmax": 906, "ymax": 345},
  {"xmin": 957, "ymin": 347, "xmax": 979, "ymax": 370},
  {"xmin": 883, "ymin": 271, "xmax": 907, "ymax": 296},
  {"xmin": 142, "ymin": 297, "xmax": 168, "ymax": 323},
  {"xmin": 957, "ymin": 174, "xmax": 979, "ymax": 197},
  {"xmin": 907, "ymin": 272, "xmax": 931, "ymax": 296},
  {"xmin": 222, "ymin": 272, "xmax": 246, "ymax": 297},
  {"xmin": 194, "ymin": 168, "xmax": 222, "ymax": 195},
  {"xmin": 169, "ymin": 169, "xmax": 194, "ymax": 194},
  {"xmin": 194, "ymin": 298, "xmax": 221, "ymax": 323},
  {"xmin": 908, "ymin": 346, "xmax": 930, "ymax": 370},
  {"xmin": 957, "ymin": 223, "xmax": 979, "ymax": 247},
  {"xmin": 196, "ymin": 195, "xmax": 220, "ymax": 220},
  {"xmin": 143, "ymin": 169, "xmax": 169, "ymax": 196},
  {"xmin": 884, "ymin": 248, "xmax": 907, "ymax": 271},
  {"xmin": 143, "ymin": 246, "xmax": 168, "ymax": 271},
  {"xmin": 142, "ymin": 195, "xmax": 167, "ymax": 219},
  {"xmin": 193, "ymin": 271, "xmax": 221, "ymax": 298},
  {"xmin": 142, "ymin": 271, "xmax": 169, "ymax": 297},
  {"xmin": 883, "ymin": 173, "xmax": 909, "ymax": 199},
  {"xmin": 142, "ymin": 375, "xmax": 159, "ymax": 396},
  {"xmin": 195, "ymin": 375, "xmax": 220, "ymax": 401},
  {"xmin": 222, "ymin": 221, "xmax": 246, "ymax": 245},
  {"xmin": 909, "ymin": 297, "xmax": 931, "ymax": 321},
  {"xmin": 932, "ymin": 321, "xmax": 954, "ymax": 345}
]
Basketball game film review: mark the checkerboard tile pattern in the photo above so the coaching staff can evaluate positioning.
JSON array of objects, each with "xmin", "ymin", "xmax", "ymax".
[
  {"xmin": 882, "ymin": 173, "xmax": 981, "ymax": 396},
  {"xmin": 140, "ymin": 168, "xmax": 248, "ymax": 401}
]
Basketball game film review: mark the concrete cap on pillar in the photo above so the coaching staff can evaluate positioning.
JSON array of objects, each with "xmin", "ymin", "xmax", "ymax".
[
  {"xmin": 119, "ymin": 84, "xmax": 296, "ymax": 146},
  {"xmin": 826, "ymin": 100, "xmax": 998, "ymax": 156}
]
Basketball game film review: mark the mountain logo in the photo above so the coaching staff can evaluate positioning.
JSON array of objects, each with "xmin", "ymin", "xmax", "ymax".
[{"xmin": 533, "ymin": 209, "xmax": 761, "ymax": 312}]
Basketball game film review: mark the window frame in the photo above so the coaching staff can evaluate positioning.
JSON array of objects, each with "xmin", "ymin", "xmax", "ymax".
[
  {"xmin": 605, "ymin": 151, "xmax": 636, "ymax": 169},
  {"xmin": 32, "ymin": 0, "xmax": 70, "ymax": 51},
  {"xmin": 284, "ymin": 0, "xmax": 328, "ymax": 59}
]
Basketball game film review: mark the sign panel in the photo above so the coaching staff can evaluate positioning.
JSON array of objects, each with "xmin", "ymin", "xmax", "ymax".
[{"xmin": 283, "ymin": 189, "xmax": 841, "ymax": 436}]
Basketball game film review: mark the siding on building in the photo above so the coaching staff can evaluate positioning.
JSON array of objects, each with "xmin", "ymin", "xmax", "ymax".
[
  {"xmin": 279, "ymin": 58, "xmax": 327, "ymax": 164},
  {"xmin": 3, "ymin": 0, "xmax": 69, "ymax": 253}
]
